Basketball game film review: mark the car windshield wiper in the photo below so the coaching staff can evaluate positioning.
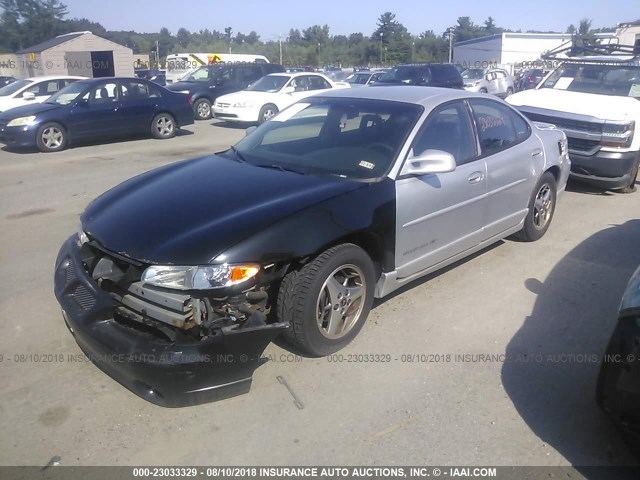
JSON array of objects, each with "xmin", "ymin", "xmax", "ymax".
[
  {"xmin": 255, "ymin": 163, "xmax": 305, "ymax": 175},
  {"xmin": 228, "ymin": 146, "xmax": 247, "ymax": 163}
]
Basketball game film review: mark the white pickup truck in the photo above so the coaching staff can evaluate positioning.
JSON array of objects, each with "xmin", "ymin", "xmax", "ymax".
[{"xmin": 507, "ymin": 56, "xmax": 640, "ymax": 193}]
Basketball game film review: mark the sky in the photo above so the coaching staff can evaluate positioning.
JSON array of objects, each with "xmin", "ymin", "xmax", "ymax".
[{"xmin": 61, "ymin": 0, "xmax": 633, "ymax": 40}]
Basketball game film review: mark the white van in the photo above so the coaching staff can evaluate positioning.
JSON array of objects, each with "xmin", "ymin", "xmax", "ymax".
[{"xmin": 165, "ymin": 53, "xmax": 269, "ymax": 84}]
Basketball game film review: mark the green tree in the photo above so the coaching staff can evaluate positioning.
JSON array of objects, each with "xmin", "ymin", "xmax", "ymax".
[
  {"xmin": 0, "ymin": 0, "xmax": 68, "ymax": 52},
  {"xmin": 176, "ymin": 28, "xmax": 190, "ymax": 48}
]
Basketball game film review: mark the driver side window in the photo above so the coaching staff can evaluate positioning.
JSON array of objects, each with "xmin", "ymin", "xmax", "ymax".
[
  {"xmin": 411, "ymin": 102, "xmax": 476, "ymax": 165},
  {"xmin": 89, "ymin": 82, "xmax": 118, "ymax": 105}
]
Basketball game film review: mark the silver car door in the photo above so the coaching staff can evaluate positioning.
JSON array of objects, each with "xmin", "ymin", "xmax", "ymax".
[
  {"xmin": 395, "ymin": 101, "xmax": 487, "ymax": 280},
  {"xmin": 467, "ymin": 98, "xmax": 538, "ymax": 239}
]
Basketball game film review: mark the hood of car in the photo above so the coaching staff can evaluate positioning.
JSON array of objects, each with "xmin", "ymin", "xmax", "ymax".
[
  {"xmin": 0, "ymin": 101, "xmax": 60, "ymax": 119},
  {"xmin": 507, "ymin": 88, "xmax": 638, "ymax": 122},
  {"xmin": 81, "ymin": 155, "xmax": 365, "ymax": 265}
]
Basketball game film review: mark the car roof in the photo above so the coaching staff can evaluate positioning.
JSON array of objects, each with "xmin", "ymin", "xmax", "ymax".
[
  {"xmin": 313, "ymin": 85, "xmax": 490, "ymax": 106},
  {"xmin": 24, "ymin": 75, "xmax": 86, "ymax": 81},
  {"xmin": 267, "ymin": 72, "xmax": 327, "ymax": 78}
]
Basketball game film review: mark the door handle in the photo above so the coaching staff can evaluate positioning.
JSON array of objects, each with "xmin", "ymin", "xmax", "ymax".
[
  {"xmin": 531, "ymin": 149, "xmax": 542, "ymax": 157},
  {"xmin": 468, "ymin": 172, "xmax": 484, "ymax": 184}
]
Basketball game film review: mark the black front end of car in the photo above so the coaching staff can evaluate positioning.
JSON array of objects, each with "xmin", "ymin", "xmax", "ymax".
[{"xmin": 53, "ymin": 236, "xmax": 287, "ymax": 408}]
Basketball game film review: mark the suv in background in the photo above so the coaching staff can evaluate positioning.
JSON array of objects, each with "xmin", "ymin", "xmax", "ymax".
[
  {"xmin": 372, "ymin": 63, "xmax": 463, "ymax": 89},
  {"xmin": 508, "ymin": 56, "xmax": 640, "ymax": 193},
  {"xmin": 462, "ymin": 68, "xmax": 515, "ymax": 97},
  {"xmin": 166, "ymin": 62, "xmax": 285, "ymax": 120}
]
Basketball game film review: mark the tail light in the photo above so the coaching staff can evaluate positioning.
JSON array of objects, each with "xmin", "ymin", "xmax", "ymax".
[{"xmin": 186, "ymin": 95, "xmax": 193, "ymax": 106}]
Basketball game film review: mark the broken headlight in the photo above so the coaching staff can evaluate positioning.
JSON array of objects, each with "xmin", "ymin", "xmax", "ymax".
[{"xmin": 141, "ymin": 264, "xmax": 260, "ymax": 290}]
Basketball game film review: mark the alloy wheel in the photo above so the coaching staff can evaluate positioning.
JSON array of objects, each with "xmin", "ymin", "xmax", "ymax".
[
  {"xmin": 316, "ymin": 264, "xmax": 367, "ymax": 340},
  {"xmin": 41, "ymin": 127, "xmax": 63, "ymax": 150},
  {"xmin": 533, "ymin": 183, "xmax": 553, "ymax": 229}
]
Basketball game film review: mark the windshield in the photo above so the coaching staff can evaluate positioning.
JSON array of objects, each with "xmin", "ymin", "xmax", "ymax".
[
  {"xmin": 247, "ymin": 75, "xmax": 289, "ymax": 92},
  {"xmin": 462, "ymin": 68, "xmax": 485, "ymax": 80},
  {"xmin": 0, "ymin": 79, "xmax": 31, "ymax": 97},
  {"xmin": 46, "ymin": 81, "xmax": 88, "ymax": 105},
  {"xmin": 346, "ymin": 74, "xmax": 370, "ymax": 85},
  {"xmin": 229, "ymin": 97, "xmax": 422, "ymax": 180},
  {"xmin": 540, "ymin": 63, "xmax": 640, "ymax": 98},
  {"xmin": 181, "ymin": 65, "xmax": 226, "ymax": 82}
]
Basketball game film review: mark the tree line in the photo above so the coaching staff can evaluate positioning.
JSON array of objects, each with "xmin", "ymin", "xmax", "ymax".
[{"xmin": 0, "ymin": 0, "xmax": 617, "ymax": 67}]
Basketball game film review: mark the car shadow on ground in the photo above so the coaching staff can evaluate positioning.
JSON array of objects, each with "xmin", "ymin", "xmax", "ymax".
[
  {"xmin": 502, "ymin": 219, "xmax": 640, "ymax": 471},
  {"xmin": 565, "ymin": 178, "xmax": 638, "ymax": 197},
  {"xmin": 210, "ymin": 120, "xmax": 253, "ymax": 130},
  {"xmin": 0, "ymin": 129, "xmax": 194, "ymax": 154}
]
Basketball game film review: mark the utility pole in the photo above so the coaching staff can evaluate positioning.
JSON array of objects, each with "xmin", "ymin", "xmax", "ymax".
[
  {"xmin": 412, "ymin": 41, "xmax": 415, "ymax": 63},
  {"xmin": 155, "ymin": 40, "xmax": 159, "ymax": 68},
  {"xmin": 279, "ymin": 34, "xmax": 283, "ymax": 65},
  {"xmin": 379, "ymin": 32, "xmax": 384, "ymax": 66},
  {"xmin": 446, "ymin": 28, "xmax": 455, "ymax": 63}
]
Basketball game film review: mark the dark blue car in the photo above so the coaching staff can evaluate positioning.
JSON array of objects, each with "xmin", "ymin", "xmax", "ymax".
[{"xmin": 0, "ymin": 77, "xmax": 194, "ymax": 152}]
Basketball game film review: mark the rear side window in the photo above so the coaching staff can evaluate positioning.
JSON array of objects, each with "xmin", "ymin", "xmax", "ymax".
[
  {"xmin": 308, "ymin": 75, "xmax": 331, "ymax": 90},
  {"xmin": 238, "ymin": 65, "xmax": 263, "ymax": 84},
  {"xmin": 430, "ymin": 65, "xmax": 463, "ymax": 86},
  {"xmin": 469, "ymin": 99, "xmax": 530, "ymax": 156},
  {"xmin": 120, "ymin": 80, "xmax": 150, "ymax": 100}
]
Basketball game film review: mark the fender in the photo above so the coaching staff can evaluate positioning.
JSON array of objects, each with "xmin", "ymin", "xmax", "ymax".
[{"xmin": 218, "ymin": 178, "xmax": 397, "ymax": 273}]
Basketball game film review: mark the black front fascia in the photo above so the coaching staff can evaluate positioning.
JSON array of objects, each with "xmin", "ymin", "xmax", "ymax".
[{"xmin": 54, "ymin": 236, "xmax": 287, "ymax": 407}]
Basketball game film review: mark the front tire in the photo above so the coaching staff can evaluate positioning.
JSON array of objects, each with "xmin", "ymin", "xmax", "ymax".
[
  {"xmin": 258, "ymin": 104, "xmax": 278, "ymax": 124},
  {"xmin": 278, "ymin": 244, "xmax": 376, "ymax": 356},
  {"xmin": 514, "ymin": 171, "xmax": 557, "ymax": 242},
  {"xmin": 506, "ymin": 87, "xmax": 513, "ymax": 96},
  {"xmin": 151, "ymin": 113, "xmax": 176, "ymax": 139},
  {"xmin": 193, "ymin": 98, "xmax": 212, "ymax": 120},
  {"xmin": 36, "ymin": 122, "xmax": 67, "ymax": 152}
]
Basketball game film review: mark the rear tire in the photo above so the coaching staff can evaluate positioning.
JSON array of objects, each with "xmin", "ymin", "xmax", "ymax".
[
  {"xmin": 36, "ymin": 122, "xmax": 67, "ymax": 152},
  {"xmin": 514, "ymin": 171, "xmax": 557, "ymax": 242},
  {"xmin": 278, "ymin": 244, "xmax": 375, "ymax": 357},
  {"xmin": 258, "ymin": 104, "xmax": 278, "ymax": 124},
  {"xmin": 194, "ymin": 98, "xmax": 212, "ymax": 120},
  {"xmin": 151, "ymin": 113, "xmax": 176, "ymax": 139},
  {"xmin": 506, "ymin": 87, "xmax": 513, "ymax": 96}
]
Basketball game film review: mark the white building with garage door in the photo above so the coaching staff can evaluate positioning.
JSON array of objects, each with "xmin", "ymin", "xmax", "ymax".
[{"xmin": 15, "ymin": 31, "xmax": 134, "ymax": 79}]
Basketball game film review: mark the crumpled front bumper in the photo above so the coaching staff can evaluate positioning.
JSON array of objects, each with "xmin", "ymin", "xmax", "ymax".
[{"xmin": 53, "ymin": 236, "xmax": 287, "ymax": 407}]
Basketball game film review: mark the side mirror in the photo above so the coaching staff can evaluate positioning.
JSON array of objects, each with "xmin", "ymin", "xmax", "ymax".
[
  {"xmin": 23, "ymin": 91, "xmax": 36, "ymax": 101},
  {"xmin": 400, "ymin": 149, "xmax": 456, "ymax": 176},
  {"xmin": 282, "ymin": 86, "xmax": 295, "ymax": 94},
  {"xmin": 245, "ymin": 126, "xmax": 257, "ymax": 136}
]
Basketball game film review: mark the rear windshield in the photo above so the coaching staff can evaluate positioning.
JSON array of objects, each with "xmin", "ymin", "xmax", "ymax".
[
  {"xmin": 540, "ymin": 63, "xmax": 640, "ymax": 98},
  {"xmin": 377, "ymin": 66, "xmax": 428, "ymax": 85},
  {"xmin": 431, "ymin": 65, "xmax": 462, "ymax": 82}
]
